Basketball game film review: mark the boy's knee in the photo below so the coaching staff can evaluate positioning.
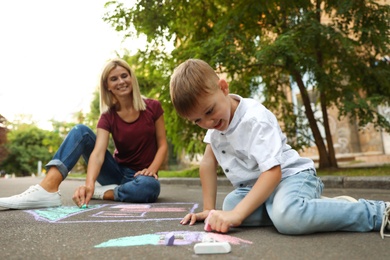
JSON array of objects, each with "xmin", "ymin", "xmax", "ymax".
[
  {"xmin": 222, "ymin": 188, "xmax": 250, "ymax": 211},
  {"xmin": 271, "ymin": 201, "xmax": 308, "ymax": 235}
]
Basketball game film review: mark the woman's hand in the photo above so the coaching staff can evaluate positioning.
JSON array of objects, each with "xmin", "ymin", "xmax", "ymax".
[
  {"xmin": 72, "ymin": 184, "xmax": 94, "ymax": 207},
  {"xmin": 180, "ymin": 210, "xmax": 211, "ymax": 226},
  {"xmin": 134, "ymin": 168, "xmax": 158, "ymax": 179}
]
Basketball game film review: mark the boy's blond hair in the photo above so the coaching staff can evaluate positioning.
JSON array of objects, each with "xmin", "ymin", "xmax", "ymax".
[
  {"xmin": 170, "ymin": 59, "xmax": 220, "ymax": 117},
  {"xmin": 99, "ymin": 58, "xmax": 146, "ymax": 114}
]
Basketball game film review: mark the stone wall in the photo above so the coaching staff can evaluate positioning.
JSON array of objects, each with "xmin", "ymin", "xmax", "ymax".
[{"xmin": 296, "ymin": 94, "xmax": 390, "ymax": 163}]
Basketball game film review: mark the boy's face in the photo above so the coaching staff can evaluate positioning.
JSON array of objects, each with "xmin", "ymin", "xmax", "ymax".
[{"xmin": 185, "ymin": 79, "xmax": 235, "ymax": 131}]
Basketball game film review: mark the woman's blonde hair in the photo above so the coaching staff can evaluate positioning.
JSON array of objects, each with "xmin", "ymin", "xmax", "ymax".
[
  {"xmin": 99, "ymin": 58, "xmax": 146, "ymax": 113},
  {"xmin": 170, "ymin": 59, "xmax": 219, "ymax": 117}
]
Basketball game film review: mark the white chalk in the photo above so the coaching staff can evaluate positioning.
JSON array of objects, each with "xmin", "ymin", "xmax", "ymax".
[
  {"xmin": 193, "ymin": 242, "xmax": 231, "ymax": 254},
  {"xmin": 164, "ymin": 232, "xmax": 175, "ymax": 246}
]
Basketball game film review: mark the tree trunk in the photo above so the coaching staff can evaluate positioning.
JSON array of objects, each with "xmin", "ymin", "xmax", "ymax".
[
  {"xmin": 313, "ymin": 0, "xmax": 338, "ymax": 169},
  {"xmin": 320, "ymin": 91, "xmax": 338, "ymax": 168},
  {"xmin": 291, "ymin": 69, "xmax": 334, "ymax": 168}
]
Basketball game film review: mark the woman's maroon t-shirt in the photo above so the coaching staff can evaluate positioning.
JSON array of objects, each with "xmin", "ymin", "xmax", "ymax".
[{"xmin": 97, "ymin": 99, "xmax": 164, "ymax": 171}]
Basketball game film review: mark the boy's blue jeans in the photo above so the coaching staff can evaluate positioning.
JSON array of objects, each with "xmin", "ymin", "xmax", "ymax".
[
  {"xmin": 223, "ymin": 168, "xmax": 385, "ymax": 234},
  {"xmin": 45, "ymin": 124, "xmax": 160, "ymax": 203}
]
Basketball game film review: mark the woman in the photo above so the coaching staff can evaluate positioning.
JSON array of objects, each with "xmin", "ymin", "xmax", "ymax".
[{"xmin": 0, "ymin": 58, "xmax": 168, "ymax": 209}]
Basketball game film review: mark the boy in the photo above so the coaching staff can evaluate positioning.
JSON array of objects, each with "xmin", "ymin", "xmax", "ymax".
[{"xmin": 169, "ymin": 58, "xmax": 390, "ymax": 238}]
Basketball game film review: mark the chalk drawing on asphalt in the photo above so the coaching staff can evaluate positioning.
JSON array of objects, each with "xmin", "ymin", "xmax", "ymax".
[
  {"xmin": 94, "ymin": 231, "xmax": 253, "ymax": 248},
  {"xmin": 24, "ymin": 202, "xmax": 199, "ymax": 223}
]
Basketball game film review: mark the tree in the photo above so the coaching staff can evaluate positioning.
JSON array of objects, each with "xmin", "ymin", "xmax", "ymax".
[
  {"xmin": 1, "ymin": 124, "xmax": 62, "ymax": 176},
  {"xmin": 86, "ymin": 89, "xmax": 101, "ymax": 129},
  {"xmin": 103, "ymin": 0, "xmax": 390, "ymax": 169},
  {"xmin": 0, "ymin": 114, "xmax": 8, "ymax": 167},
  {"xmin": 47, "ymin": 96, "xmax": 104, "ymax": 174}
]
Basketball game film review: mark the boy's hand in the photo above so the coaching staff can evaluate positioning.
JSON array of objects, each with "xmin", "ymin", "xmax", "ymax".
[
  {"xmin": 180, "ymin": 210, "xmax": 211, "ymax": 226},
  {"xmin": 204, "ymin": 210, "xmax": 243, "ymax": 233}
]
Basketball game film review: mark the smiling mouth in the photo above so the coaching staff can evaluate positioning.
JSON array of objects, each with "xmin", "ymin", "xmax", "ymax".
[
  {"xmin": 214, "ymin": 120, "xmax": 222, "ymax": 129},
  {"xmin": 116, "ymin": 85, "xmax": 128, "ymax": 90}
]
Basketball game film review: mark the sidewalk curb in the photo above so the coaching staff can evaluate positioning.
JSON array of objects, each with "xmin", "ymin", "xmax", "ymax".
[
  {"xmin": 159, "ymin": 176, "xmax": 390, "ymax": 189},
  {"xmin": 320, "ymin": 176, "xmax": 390, "ymax": 189}
]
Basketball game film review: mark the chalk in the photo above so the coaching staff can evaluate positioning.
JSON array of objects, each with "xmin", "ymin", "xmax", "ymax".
[
  {"xmin": 204, "ymin": 209, "xmax": 215, "ymax": 231},
  {"xmin": 159, "ymin": 234, "xmax": 185, "ymax": 240},
  {"xmin": 164, "ymin": 232, "xmax": 175, "ymax": 246},
  {"xmin": 81, "ymin": 204, "xmax": 87, "ymax": 209},
  {"xmin": 201, "ymin": 236, "xmax": 215, "ymax": 243},
  {"xmin": 194, "ymin": 242, "xmax": 231, "ymax": 254}
]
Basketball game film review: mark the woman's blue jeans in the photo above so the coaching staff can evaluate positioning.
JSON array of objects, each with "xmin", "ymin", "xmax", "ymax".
[
  {"xmin": 223, "ymin": 168, "xmax": 386, "ymax": 234},
  {"xmin": 45, "ymin": 124, "xmax": 160, "ymax": 203}
]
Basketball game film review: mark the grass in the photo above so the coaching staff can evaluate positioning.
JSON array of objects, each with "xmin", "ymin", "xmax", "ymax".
[
  {"xmin": 68, "ymin": 164, "xmax": 390, "ymax": 179},
  {"xmin": 316, "ymin": 164, "xmax": 390, "ymax": 177},
  {"xmin": 159, "ymin": 167, "xmax": 200, "ymax": 178}
]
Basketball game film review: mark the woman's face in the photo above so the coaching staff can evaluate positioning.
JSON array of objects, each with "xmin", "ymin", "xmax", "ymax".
[{"xmin": 106, "ymin": 66, "xmax": 133, "ymax": 97}]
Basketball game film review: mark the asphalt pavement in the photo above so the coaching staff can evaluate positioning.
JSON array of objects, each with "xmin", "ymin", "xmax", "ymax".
[{"xmin": 0, "ymin": 176, "xmax": 389, "ymax": 260}]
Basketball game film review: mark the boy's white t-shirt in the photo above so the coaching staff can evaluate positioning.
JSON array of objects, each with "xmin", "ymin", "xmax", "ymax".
[{"xmin": 204, "ymin": 94, "xmax": 315, "ymax": 188}]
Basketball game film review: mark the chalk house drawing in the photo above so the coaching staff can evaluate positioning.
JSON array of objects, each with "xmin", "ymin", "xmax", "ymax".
[
  {"xmin": 94, "ymin": 231, "xmax": 253, "ymax": 248},
  {"xmin": 24, "ymin": 203, "xmax": 254, "ymax": 248},
  {"xmin": 25, "ymin": 202, "xmax": 199, "ymax": 223}
]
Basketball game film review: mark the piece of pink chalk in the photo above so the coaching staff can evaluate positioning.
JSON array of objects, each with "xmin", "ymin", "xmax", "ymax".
[
  {"xmin": 204, "ymin": 210, "xmax": 215, "ymax": 232},
  {"xmin": 164, "ymin": 232, "xmax": 175, "ymax": 246}
]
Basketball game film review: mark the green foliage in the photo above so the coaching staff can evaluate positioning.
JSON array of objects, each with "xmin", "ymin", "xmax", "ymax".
[
  {"xmin": 86, "ymin": 90, "xmax": 101, "ymax": 129},
  {"xmin": 1, "ymin": 124, "xmax": 62, "ymax": 176},
  {"xmin": 159, "ymin": 167, "xmax": 200, "ymax": 178},
  {"xmin": 0, "ymin": 115, "xmax": 8, "ymax": 163},
  {"xmin": 50, "ymin": 120, "xmax": 77, "ymax": 139},
  {"xmin": 103, "ymin": 0, "xmax": 390, "ymax": 164}
]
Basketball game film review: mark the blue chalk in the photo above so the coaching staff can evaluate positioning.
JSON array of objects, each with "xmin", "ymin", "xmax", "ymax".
[{"xmin": 81, "ymin": 204, "xmax": 87, "ymax": 209}]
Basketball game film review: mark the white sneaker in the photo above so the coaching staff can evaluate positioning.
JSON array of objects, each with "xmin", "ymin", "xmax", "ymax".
[
  {"xmin": 92, "ymin": 184, "xmax": 118, "ymax": 200},
  {"xmin": 0, "ymin": 184, "xmax": 61, "ymax": 209},
  {"xmin": 380, "ymin": 202, "xmax": 390, "ymax": 239}
]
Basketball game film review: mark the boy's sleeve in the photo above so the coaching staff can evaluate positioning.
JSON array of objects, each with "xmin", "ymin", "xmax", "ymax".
[
  {"xmin": 249, "ymin": 117, "xmax": 284, "ymax": 173},
  {"xmin": 203, "ymin": 130, "xmax": 212, "ymax": 144}
]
